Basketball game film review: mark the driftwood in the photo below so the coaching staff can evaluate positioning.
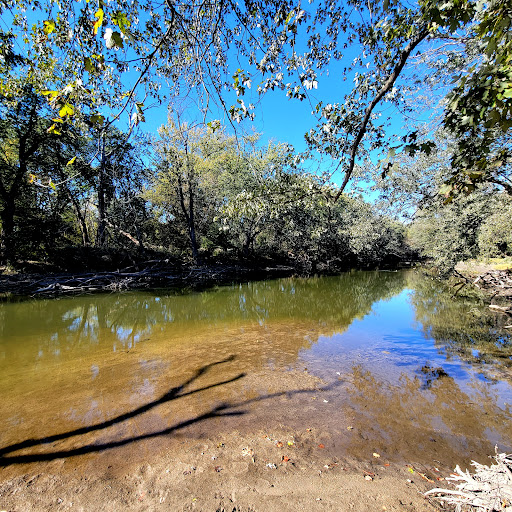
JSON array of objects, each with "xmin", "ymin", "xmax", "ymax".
[
  {"xmin": 0, "ymin": 262, "xmax": 295, "ymax": 298},
  {"xmin": 489, "ymin": 304, "xmax": 512, "ymax": 315},
  {"xmin": 453, "ymin": 269, "xmax": 512, "ymax": 302},
  {"xmin": 425, "ymin": 449, "xmax": 512, "ymax": 511}
]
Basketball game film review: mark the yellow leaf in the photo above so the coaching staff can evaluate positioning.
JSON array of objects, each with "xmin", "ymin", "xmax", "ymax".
[
  {"xmin": 59, "ymin": 103, "xmax": 74, "ymax": 117},
  {"xmin": 42, "ymin": 90, "xmax": 59, "ymax": 98},
  {"xmin": 43, "ymin": 20, "xmax": 56, "ymax": 34},
  {"xmin": 66, "ymin": 156, "xmax": 77, "ymax": 166},
  {"xmin": 93, "ymin": 8, "xmax": 104, "ymax": 35},
  {"xmin": 47, "ymin": 124, "xmax": 62, "ymax": 135}
]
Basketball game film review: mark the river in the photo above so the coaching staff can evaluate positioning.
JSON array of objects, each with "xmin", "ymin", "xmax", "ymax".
[{"xmin": 1, "ymin": 270, "xmax": 511, "ymax": 473}]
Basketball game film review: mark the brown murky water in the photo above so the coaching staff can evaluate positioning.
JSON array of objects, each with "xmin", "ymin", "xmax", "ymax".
[{"xmin": 1, "ymin": 270, "xmax": 511, "ymax": 474}]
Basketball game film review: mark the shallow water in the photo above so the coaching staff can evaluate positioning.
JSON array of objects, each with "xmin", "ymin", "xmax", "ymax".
[{"xmin": 0, "ymin": 270, "xmax": 511, "ymax": 472}]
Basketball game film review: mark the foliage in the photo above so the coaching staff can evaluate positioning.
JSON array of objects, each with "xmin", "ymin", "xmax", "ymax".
[
  {"xmin": 0, "ymin": 88, "xmax": 81, "ymax": 263},
  {"xmin": 477, "ymin": 196, "xmax": 512, "ymax": 257},
  {"xmin": 408, "ymin": 188, "xmax": 498, "ymax": 273}
]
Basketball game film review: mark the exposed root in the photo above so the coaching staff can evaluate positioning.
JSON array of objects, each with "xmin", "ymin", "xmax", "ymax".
[{"xmin": 425, "ymin": 449, "xmax": 512, "ymax": 511}]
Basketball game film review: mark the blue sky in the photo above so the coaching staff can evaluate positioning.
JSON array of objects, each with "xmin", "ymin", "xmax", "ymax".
[{"xmin": 3, "ymin": 0, "xmax": 435, "ymax": 199}]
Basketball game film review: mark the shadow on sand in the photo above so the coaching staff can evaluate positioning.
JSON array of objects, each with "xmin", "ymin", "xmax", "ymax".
[{"xmin": 0, "ymin": 355, "xmax": 338, "ymax": 465}]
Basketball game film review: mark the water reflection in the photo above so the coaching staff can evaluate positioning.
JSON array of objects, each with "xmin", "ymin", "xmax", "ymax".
[
  {"xmin": 0, "ymin": 270, "xmax": 511, "ymax": 472},
  {"xmin": 409, "ymin": 274, "xmax": 512, "ymax": 385},
  {"xmin": 0, "ymin": 270, "xmax": 406, "ymax": 365}
]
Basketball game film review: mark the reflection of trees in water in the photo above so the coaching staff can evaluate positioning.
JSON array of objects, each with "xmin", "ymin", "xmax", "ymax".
[
  {"xmin": 0, "ymin": 271, "xmax": 408, "ymax": 366},
  {"xmin": 346, "ymin": 365, "xmax": 512, "ymax": 468},
  {"xmin": 408, "ymin": 274, "xmax": 512, "ymax": 381}
]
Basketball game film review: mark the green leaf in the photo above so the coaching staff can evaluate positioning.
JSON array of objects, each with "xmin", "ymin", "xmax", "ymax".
[
  {"xmin": 285, "ymin": 10, "xmax": 294, "ymax": 24},
  {"xmin": 84, "ymin": 57, "xmax": 95, "ymax": 73},
  {"xmin": 49, "ymin": 180, "xmax": 56, "ymax": 191},
  {"xmin": 112, "ymin": 11, "xmax": 131, "ymax": 33},
  {"xmin": 90, "ymin": 113, "xmax": 105, "ymax": 125}
]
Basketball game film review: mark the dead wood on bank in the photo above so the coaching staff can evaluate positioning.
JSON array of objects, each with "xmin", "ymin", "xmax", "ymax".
[
  {"xmin": 0, "ymin": 261, "xmax": 295, "ymax": 298},
  {"xmin": 452, "ymin": 269, "xmax": 512, "ymax": 302},
  {"xmin": 425, "ymin": 449, "xmax": 512, "ymax": 511}
]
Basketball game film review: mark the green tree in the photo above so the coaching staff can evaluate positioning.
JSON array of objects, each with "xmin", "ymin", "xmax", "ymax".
[
  {"xmin": 0, "ymin": 88, "xmax": 79, "ymax": 263},
  {"xmin": 477, "ymin": 195, "xmax": 512, "ymax": 257},
  {"xmin": 408, "ymin": 188, "xmax": 494, "ymax": 273},
  {"xmin": 150, "ymin": 118, "xmax": 236, "ymax": 262}
]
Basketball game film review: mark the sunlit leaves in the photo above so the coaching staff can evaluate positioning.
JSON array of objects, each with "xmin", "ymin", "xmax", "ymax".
[
  {"xmin": 93, "ymin": 9, "xmax": 104, "ymax": 35},
  {"xmin": 43, "ymin": 20, "xmax": 55, "ymax": 34},
  {"xmin": 111, "ymin": 11, "xmax": 130, "ymax": 34},
  {"xmin": 58, "ymin": 103, "xmax": 74, "ymax": 117},
  {"xmin": 47, "ymin": 123, "xmax": 61, "ymax": 135},
  {"xmin": 41, "ymin": 90, "xmax": 59, "ymax": 100},
  {"xmin": 104, "ymin": 28, "xmax": 123, "ymax": 49}
]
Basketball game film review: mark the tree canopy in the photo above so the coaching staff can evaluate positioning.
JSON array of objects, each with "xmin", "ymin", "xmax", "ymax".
[
  {"xmin": 1, "ymin": 0, "xmax": 510, "ymax": 198},
  {"xmin": 1, "ymin": 0, "xmax": 511, "ymax": 273}
]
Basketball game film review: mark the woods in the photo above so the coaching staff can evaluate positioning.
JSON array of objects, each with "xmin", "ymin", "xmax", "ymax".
[
  {"xmin": 0, "ymin": 95, "xmax": 411, "ymax": 271},
  {"xmin": 0, "ymin": 0, "xmax": 511, "ymax": 275}
]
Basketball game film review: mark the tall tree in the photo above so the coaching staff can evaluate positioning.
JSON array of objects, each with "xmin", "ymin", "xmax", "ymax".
[
  {"xmin": 0, "ymin": 88, "xmax": 78, "ymax": 263},
  {"xmin": 151, "ymin": 119, "xmax": 228, "ymax": 262}
]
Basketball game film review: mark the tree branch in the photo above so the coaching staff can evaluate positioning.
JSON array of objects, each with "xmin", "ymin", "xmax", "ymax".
[{"xmin": 334, "ymin": 28, "xmax": 429, "ymax": 201}]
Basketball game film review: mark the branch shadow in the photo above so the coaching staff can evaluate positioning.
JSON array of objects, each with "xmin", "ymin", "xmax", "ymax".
[{"xmin": 0, "ymin": 355, "xmax": 341, "ymax": 466}]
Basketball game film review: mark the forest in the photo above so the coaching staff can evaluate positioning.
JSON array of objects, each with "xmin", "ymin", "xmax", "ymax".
[{"xmin": 0, "ymin": 0, "xmax": 511, "ymax": 276}]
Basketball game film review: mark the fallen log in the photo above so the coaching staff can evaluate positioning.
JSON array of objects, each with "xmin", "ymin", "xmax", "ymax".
[{"xmin": 489, "ymin": 304, "xmax": 512, "ymax": 315}]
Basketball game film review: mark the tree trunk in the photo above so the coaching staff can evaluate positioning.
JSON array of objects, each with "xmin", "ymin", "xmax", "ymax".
[
  {"xmin": 96, "ymin": 133, "xmax": 108, "ymax": 247},
  {"xmin": 67, "ymin": 189, "xmax": 90, "ymax": 246},
  {"xmin": 176, "ymin": 174, "xmax": 200, "ymax": 263},
  {"xmin": 0, "ymin": 198, "xmax": 16, "ymax": 264}
]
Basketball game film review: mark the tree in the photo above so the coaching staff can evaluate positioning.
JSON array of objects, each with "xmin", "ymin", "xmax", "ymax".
[
  {"xmin": 3, "ymin": 0, "xmax": 510, "ymax": 202},
  {"xmin": 408, "ymin": 188, "xmax": 496, "ymax": 273},
  {"xmin": 150, "ymin": 118, "xmax": 234, "ymax": 262},
  {"xmin": 477, "ymin": 195, "xmax": 512, "ymax": 257},
  {"xmin": 85, "ymin": 129, "xmax": 149, "ymax": 248},
  {"xmin": 1, "ymin": 0, "xmax": 308, "ymax": 135},
  {"xmin": 0, "ymin": 88, "xmax": 79, "ymax": 263}
]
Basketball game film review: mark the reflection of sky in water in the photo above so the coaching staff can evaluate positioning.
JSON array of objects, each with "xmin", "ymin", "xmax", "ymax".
[{"xmin": 300, "ymin": 290, "xmax": 512, "ymax": 409}]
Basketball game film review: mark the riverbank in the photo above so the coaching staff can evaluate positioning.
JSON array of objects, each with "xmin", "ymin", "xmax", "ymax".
[
  {"xmin": 0, "ymin": 262, "xmax": 297, "ymax": 299},
  {"xmin": 0, "ymin": 425, "xmax": 441, "ymax": 512},
  {"xmin": 454, "ymin": 261, "xmax": 512, "ymax": 310}
]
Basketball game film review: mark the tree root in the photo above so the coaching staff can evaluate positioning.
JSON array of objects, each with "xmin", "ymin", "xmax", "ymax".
[{"xmin": 425, "ymin": 449, "xmax": 512, "ymax": 511}]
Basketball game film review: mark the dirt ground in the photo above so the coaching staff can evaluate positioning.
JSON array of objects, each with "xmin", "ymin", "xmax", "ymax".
[{"xmin": 0, "ymin": 424, "xmax": 445, "ymax": 512}]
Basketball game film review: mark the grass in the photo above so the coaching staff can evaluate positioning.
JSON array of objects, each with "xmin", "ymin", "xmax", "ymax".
[{"xmin": 456, "ymin": 257, "xmax": 512, "ymax": 274}]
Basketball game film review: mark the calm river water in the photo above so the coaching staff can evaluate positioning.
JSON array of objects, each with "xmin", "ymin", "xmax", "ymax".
[{"xmin": 1, "ymin": 270, "xmax": 511, "ymax": 471}]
